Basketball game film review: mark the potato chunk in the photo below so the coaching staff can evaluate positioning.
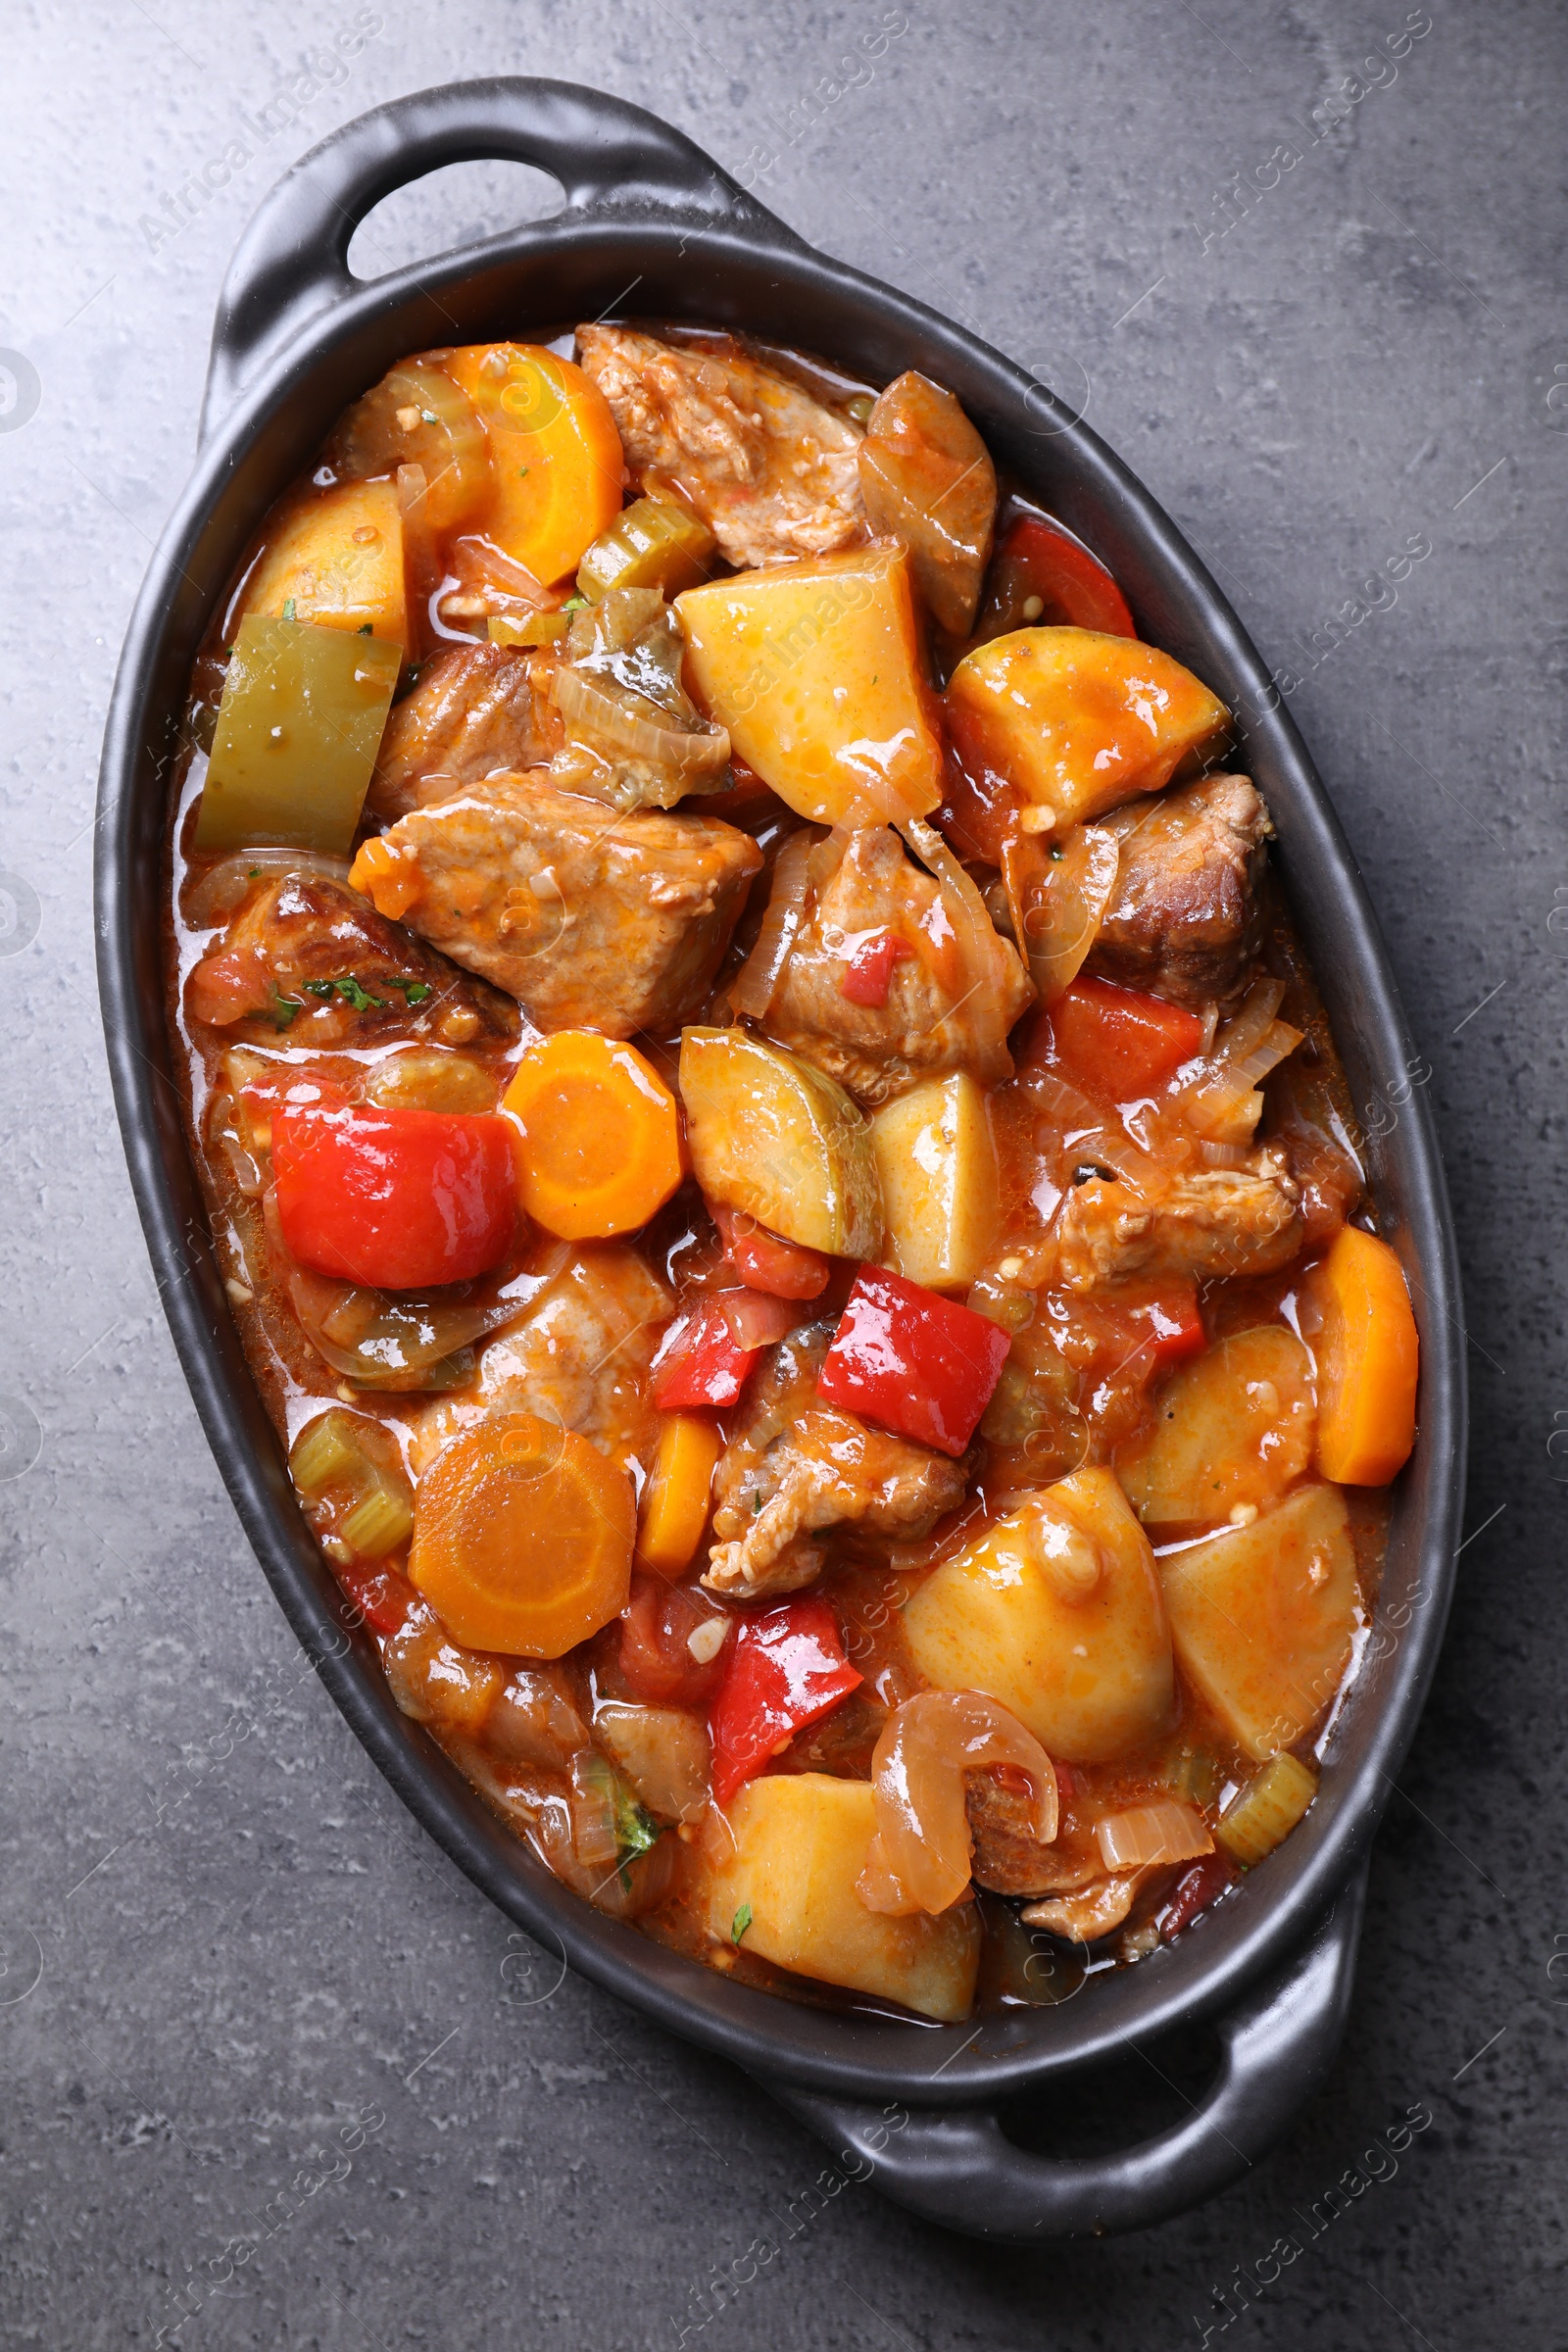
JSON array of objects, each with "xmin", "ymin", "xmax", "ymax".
[
  {"xmin": 679, "ymin": 1026, "xmax": 882, "ymax": 1258},
  {"xmin": 902, "ymin": 1467, "xmax": 1174, "ymax": 1762},
  {"xmin": 1159, "ymin": 1484, "xmax": 1360, "ymax": 1760},
  {"xmin": 1121, "ymin": 1326, "xmax": 1316, "ymax": 1529},
  {"xmin": 706, "ymin": 1774, "xmax": 980, "ymax": 2022},
  {"xmin": 240, "ymin": 478, "xmax": 409, "ymax": 651},
  {"xmin": 870, "ymin": 1072, "xmax": 999, "ymax": 1292},
  {"xmin": 945, "ymin": 627, "xmax": 1229, "ymax": 828},
  {"xmin": 675, "ymin": 545, "xmax": 944, "ymax": 826}
]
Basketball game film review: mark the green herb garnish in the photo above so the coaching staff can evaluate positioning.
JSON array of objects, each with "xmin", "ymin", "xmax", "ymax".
[
  {"xmin": 281, "ymin": 598, "xmax": 296, "ymax": 621},
  {"xmin": 386, "ymin": 976, "xmax": 433, "ymax": 1004},
  {"xmin": 358, "ymin": 621, "xmax": 373, "ymax": 635},
  {"xmin": 731, "ymin": 1903, "xmax": 753, "ymax": 1946},
  {"xmin": 304, "ymin": 974, "xmax": 385, "ymax": 1010},
  {"xmin": 270, "ymin": 994, "xmax": 303, "ymax": 1031},
  {"xmin": 563, "ymin": 594, "xmax": 588, "ymax": 612}
]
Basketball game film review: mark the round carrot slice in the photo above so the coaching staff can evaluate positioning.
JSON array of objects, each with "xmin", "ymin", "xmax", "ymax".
[
  {"xmin": 1307, "ymin": 1225, "xmax": 1419, "ymax": 1486},
  {"xmin": 502, "ymin": 1030, "xmax": 683, "ymax": 1240},
  {"xmin": 409, "ymin": 1413, "xmax": 634, "ymax": 1657},
  {"xmin": 443, "ymin": 344, "xmax": 625, "ymax": 587}
]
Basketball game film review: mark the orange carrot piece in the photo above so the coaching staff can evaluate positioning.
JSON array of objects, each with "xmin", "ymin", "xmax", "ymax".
[
  {"xmin": 637, "ymin": 1415, "xmax": 721, "ymax": 1578},
  {"xmin": 348, "ymin": 834, "xmax": 421, "ymax": 921},
  {"xmin": 502, "ymin": 1030, "xmax": 683, "ymax": 1240},
  {"xmin": 1308, "ymin": 1226, "xmax": 1419, "ymax": 1485},
  {"xmin": 443, "ymin": 344, "xmax": 625, "ymax": 587},
  {"xmin": 410, "ymin": 1413, "xmax": 634, "ymax": 1657}
]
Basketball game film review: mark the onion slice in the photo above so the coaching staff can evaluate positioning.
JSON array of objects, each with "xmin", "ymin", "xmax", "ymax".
[
  {"xmin": 731, "ymin": 830, "xmax": 816, "ymax": 1017},
  {"xmin": 554, "ymin": 662, "xmax": 729, "ymax": 776},
  {"xmin": 1002, "ymin": 820, "xmax": 1120, "ymax": 1007},
  {"xmin": 858, "ymin": 1690, "xmax": 1058, "ymax": 1917},
  {"xmin": 1095, "ymin": 1798, "xmax": 1213, "ymax": 1873}
]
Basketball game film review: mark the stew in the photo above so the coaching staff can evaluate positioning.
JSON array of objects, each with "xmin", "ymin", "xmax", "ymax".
[{"xmin": 165, "ymin": 320, "xmax": 1416, "ymax": 2025}]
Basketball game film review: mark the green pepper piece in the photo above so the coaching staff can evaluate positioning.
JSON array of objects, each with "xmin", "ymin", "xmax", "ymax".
[{"xmin": 194, "ymin": 615, "xmax": 400, "ymax": 856}]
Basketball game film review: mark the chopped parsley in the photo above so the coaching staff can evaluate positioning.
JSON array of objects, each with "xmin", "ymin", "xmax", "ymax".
[
  {"xmin": 270, "ymin": 993, "xmax": 303, "ymax": 1031},
  {"xmin": 358, "ymin": 621, "xmax": 373, "ymax": 635},
  {"xmin": 731, "ymin": 1903, "xmax": 753, "ymax": 1946},
  {"xmin": 304, "ymin": 974, "xmax": 385, "ymax": 1010},
  {"xmin": 563, "ymin": 594, "xmax": 588, "ymax": 612},
  {"xmin": 618, "ymin": 1797, "xmax": 660, "ymax": 1859},
  {"xmin": 517, "ymin": 466, "xmax": 530, "ymax": 479},
  {"xmin": 385, "ymin": 976, "xmax": 433, "ymax": 1004},
  {"xmin": 248, "ymin": 866, "xmax": 261, "ymax": 877},
  {"xmin": 281, "ymin": 597, "xmax": 296, "ymax": 620}
]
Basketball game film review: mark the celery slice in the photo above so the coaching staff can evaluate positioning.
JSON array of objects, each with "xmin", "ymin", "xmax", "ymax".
[
  {"xmin": 340, "ymin": 1482, "xmax": 414, "ymax": 1560},
  {"xmin": 289, "ymin": 1409, "xmax": 368, "ymax": 1499},
  {"xmin": 195, "ymin": 615, "xmax": 400, "ymax": 856},
  {"xmin": 1215, "ymin": 1751, "xmax": 1318, "ymax": 1866},
  {"xmin": 576, "ymin": 496, "xmax": 714, "ymax": 602}
]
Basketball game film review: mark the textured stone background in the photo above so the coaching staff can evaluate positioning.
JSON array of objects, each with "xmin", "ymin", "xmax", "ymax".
[{"xmin": 1, "ymin": 3, "xmax": 1563, "ymax": 2345}]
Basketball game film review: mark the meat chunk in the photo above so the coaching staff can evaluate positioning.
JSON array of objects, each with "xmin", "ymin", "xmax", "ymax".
[
  {"xmin": 367, "ymin": 771, "xmax": 762, "ymax": 1038},
  {"xmin": 966, "ymin": 1771, "xmax": 1074, "ymax": 1898},
  {"xmin": 411, "ymin": 1244, "xmax": 672, "ymax": 1480},
  {"xmin": 1054, "ymin": 1145, "xmax": 1303, "ymax": 1292},
  {"xmin": 367, "ymin": 640, "xmax": 563, "ymax": 823},
  {"xmin": 763, "ymin": 825, "xmax": 1034, "ymax": 1103},
  {"xmin": 1022, "ymin": 1869, "xmax": 1159, "ymax": 1942},
  {"xmin": 184, "ymin": 870, "xmax": 518, "ymax": 1047},
  {"xmin": 576, "ymin": 324, "xmax": 864, "ymax": 569},
  {"xmin": 704, "ymin": 1327, "xmax": 967, "ymax": 1599},
  {"xmin": 1088, "ymin": 773, "xmax": 1271, "ymax": 1008}
]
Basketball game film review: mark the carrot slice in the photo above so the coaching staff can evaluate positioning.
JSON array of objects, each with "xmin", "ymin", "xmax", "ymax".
[
  {"xmin": 443, "ymin": 344, "xmax": 625, "ymax": 587},
  {"xmin": 637, "ymin": 1414, "xmax": 721, "ymax": 1578},
  {"xmin": 1307, "ymin": 1226, "xmax": 1419, "ymax": 1485},
  {"xmin": 409, "ymin": 1413, "xmax": 634, "ymax": 1657},
  {"xmin": 502, "ymin": 1030, "xmax": 683, "ymax": 1239},
  {"xmin": 348, "ymin": 834, "xmax": 421, "ymax": 921}
]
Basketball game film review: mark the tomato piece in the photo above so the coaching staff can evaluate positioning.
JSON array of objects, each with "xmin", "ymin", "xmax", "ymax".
[
  {"xmin": 1134, "ymin": 1287, "xmax": 1205, "ymax": 1372},
  {"xmin": 816, "ymin": 1264, "xmax": 1010, "ymax": 1457},
  {"xmin": 1039, "ymin": 976, "xmax": 1204, "ymax": 1104},
  {"xmin": 709, "ymin": 1595, "xmax": 862, "ymax": 1805},
  {"xmin": 619, "ymin": 1575, "xmax": 729, "ymax": 1707},
  {"xmin": 711, "ymin": 1202, "xmax": 830, "ymax": 1300},
  {"xmin": 974, "ymin": 513, "xmax": 1137, "ymax": 643},
  {"xmin": 651, "ymin": 1302, "xmax": 760, "ymax": 1411},
  {"xmin": 269, "ymin": 1090, "xmax": 516, "ymax": 1289},
  {"xmin": 334, "ymin": 1556, "xmax": 416, "ymax": 1639},
  {"xmin": 840, "ymin": 929, "xmax": 913, "ymax": 1008}
]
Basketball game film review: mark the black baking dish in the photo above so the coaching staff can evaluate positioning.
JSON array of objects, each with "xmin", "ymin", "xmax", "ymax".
[{"xmin": 94, "ymin": 77, "xmax": 1465, "ymax": 2240}]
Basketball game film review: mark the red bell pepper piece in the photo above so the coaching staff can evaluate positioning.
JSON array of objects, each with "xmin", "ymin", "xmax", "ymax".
[
  {"xmin": 1132, "ymin": 1286, "xmax": 1205, "ymax": 1372},
  {"xmin": 711, "ymin": 1201, "xmax": 830, "ymax": 1300},
  {"xmin": 651, "ymin": 1301, "xmax": 760, "ymax": 1411},
  {"xmin": 816, "ymin": 1265, "xmax": 1010, "ymax": 1457},
  {"xmin": 269, "ymin": 1089, "xmax": 515, "ymax": 1290},
  {"xmin": 979, "ymin": 513, "xmax": 1137, "ymax": 641},
  {"xmin": 1040, "ymin": 976, "xmax": 1204, "ymax": 1104},
  {"xmin": 334, "ymin": 1556, "xmax": 416, "ymax": 1639},
  {"xmin": 840, "ymin": 929, "xmax": 913, "ymax": 1008},
  {"xmin": 709, "ymin": 1595, "xmax": 862, "ymax": 1805}
]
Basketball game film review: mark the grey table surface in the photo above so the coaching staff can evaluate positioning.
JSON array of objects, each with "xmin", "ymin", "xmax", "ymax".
[{"xmin": 2, "ymin": 2, "xmax": 1563, "ymax": 2345}]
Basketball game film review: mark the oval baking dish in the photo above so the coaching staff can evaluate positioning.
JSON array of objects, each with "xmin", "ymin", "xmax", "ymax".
[{"xmin": 95, "ymin": 77, "xmax": 1464, "ymax": 2240}]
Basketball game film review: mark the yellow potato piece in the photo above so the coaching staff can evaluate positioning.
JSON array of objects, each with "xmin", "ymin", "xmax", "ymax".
[
  {"xmin": 870, "ymin": 1072, "xmax": 999, "ymax": 1293},
  {"xmin": 679, "ymin": 1026, "xmax": 882, "ymax": 1258},
  {"xmin": 945, "ymin": 626, "xmax": 1229, "ymax": 827},
  {"xmin": 902, "ymin": 1466, "xmax": 1175, "ymax": 1763},
  {"xmin": 240, "ymin": 478, "xmax": 409, "ymax": 651},
  {"xmin": 1121, "ymin": 1326, "xmax": 1316, "ymax": 1529},
  {"xmin": 675, "ymin": 544, "xmax": 944, "ymax": 826},
  {"xmin": 1159, "ymin": 1484, "xmax": 1361, "ymax": 1761},
  {"xmin": 707, "ymin": 1774, "xmax": 980, "ymax": 2022}
]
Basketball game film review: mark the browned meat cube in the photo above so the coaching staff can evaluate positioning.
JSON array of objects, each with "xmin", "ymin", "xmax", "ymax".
[
  {"xmin": 368, "ymin": 771, "xmax": 762, "ymax": 1038},
  {"xmin": 704, "ymin": 1326, "xmax": 968, "ymax": 1599},
  {"xmin": 762, "ymin": 824, "xmax": 1034, "ymax": 1102},
  {"xmin": 183, "ymin": 870, "xmax": 517, "ymax": 1048},
  {"xmin": 1088, "ymin": 772, "xmax": 1272, "ymax": 1007},
  {"xmin": 575, "ymin": 323, "xmax": 864, "ymax": 569},
  {"xmin": 966, "ymin": 1771, "xmax": 1073, "ymax": 1898},
  {"xmin": 1054, "ymin": 1146, "xmax": 1303, "ymax": 1292},
  {"xmin": 367, "ymin": 640, "xmax": 563, "ymax": 823}
]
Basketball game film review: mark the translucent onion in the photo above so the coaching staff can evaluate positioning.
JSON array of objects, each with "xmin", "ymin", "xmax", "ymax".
[
  {"xmin": 568, "ymin": 1750, "xmax": 622, "ymax": 1871},
  {"xmin": 555, "ymin": 662, "xmax": 730, "ymax": 777},
  {"xmin": 858, "ymin": 1690, "xmax": 1058, "ymax": 1918},
  {"xmin": 1095, "ymin": 1798, "xmax": 1214, "ymax": 1873},
  {"xmin": 1002, "ymin": 821, "xmax": 1120, "ymax": 1007},
  {"xmin": 183, "ymin": 849, "xmax": 351, "ymax": 930},
  {"xmin": 731, "ymin": 830, "xmax": 816, "ymax": 1016}
]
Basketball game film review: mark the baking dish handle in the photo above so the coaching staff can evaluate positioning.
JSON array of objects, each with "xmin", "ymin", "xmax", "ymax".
[
  {"xmin": 200, "ymin": 76, "xmax": 802, "ymax": 445},
  {"xmin": 758, "ymin": 1854, "xmax": 1369, "ymax": 2241}
]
